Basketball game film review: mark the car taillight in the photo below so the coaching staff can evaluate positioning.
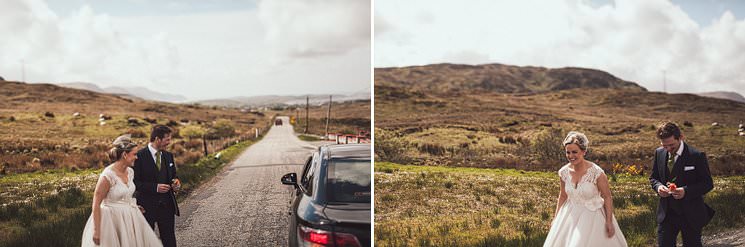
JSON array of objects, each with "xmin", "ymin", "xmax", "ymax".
[
  {"xmin": 298, "ymin": 225, "xmax": 362, "ymax": 247},
  {"xmin": 333, "ymin": 232, "xmax": 362, "ymax": 247}
]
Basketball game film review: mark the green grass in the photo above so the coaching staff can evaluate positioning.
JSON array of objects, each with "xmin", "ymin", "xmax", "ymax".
[
  {"xmin": 374, "ymin": 162, "xmax": 745, "ymax": 247},
  {"xmin": 0, "ymin": 137, "xmax": 262, "ymax": 247},
  {"xmin": 298, "ymin": 134, "xmax": 323, "ymax": 142}
]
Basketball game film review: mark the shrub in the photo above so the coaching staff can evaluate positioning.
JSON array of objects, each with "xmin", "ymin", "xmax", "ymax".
[
  {"xmin": 126, "ymin": 128, "xmax": 147, "ymax": 138},
  {"xmin": 529, "ymin": 128, "xmax": 565, "ymax": 165},
  {"xmin": 206, "ymin": 119, "xmax": 235, "ymax": 139},
  {"xmin": 374, "ymin": 128, "xmax": 413, "ymax": 164}
]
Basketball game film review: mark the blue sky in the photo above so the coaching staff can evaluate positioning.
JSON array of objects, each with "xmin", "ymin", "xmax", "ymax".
[
  {"xmin": 376, "ymin": 0, "xmax": 745, "ymax": 96},
  {"xmin": 592, "ymin": 0, "xmax": 745, "ymax": 26}
]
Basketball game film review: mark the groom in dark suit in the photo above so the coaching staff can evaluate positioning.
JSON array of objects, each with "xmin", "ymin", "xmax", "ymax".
[
  {"xmin": 134, "ymin": 125, "xmax": 181, "ymax": 247},
  {"xmin": 649, "ymin": 122, "xmax": 714, "ymax": 247}
]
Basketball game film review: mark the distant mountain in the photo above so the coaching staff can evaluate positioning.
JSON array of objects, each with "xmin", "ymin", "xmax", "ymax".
[
  {"xmin": 56, "ymin": 82, "xmax": 188, "ymax": 103},
  {"xmin": 697, "ymin": 91, "xmax": 745, "ymax": 103},
  {"xmin": 375, "ymin": 63, "xmax": 646, "ymax": 95},
  {"xmin": 105, "ymin": 86, "xmax": 187, "ymax": 103},
  {"xmin": 195, "ymin": 92, "xmax": 371, "ymax": 108},
  {"xmin": 56, "ymin": 82, "xmax": 106, "ymax": 93}
]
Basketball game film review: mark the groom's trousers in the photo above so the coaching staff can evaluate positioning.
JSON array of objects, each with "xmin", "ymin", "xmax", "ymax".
[
  {"xmin": 657, "ymin": 210, "xmax": 702, "ymax": 247},
  {"xmin": 145, "ymin": 198, "xmax": 177, "ymax": 247}
]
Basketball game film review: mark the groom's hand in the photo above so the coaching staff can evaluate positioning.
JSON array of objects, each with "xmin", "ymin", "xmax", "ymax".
[
  {"xmin": 157, "ymin": 184, "xmax": 171, "ymax": 193},
  {"xmin": 657, "ymin": 185, "xmax": 671, "ymax": 197},
  {"xmin": 671, "ymin": 187, "xmax": 685, "ymax": 199}
]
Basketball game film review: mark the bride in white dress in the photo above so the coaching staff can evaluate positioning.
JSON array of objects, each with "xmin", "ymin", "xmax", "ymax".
[
  {"xmin": 544, "ymin": 131, "xmax": 627, "ymax": 247},
  {"xmin": 81, "ymin": 135, "xmax": 162, "ymax": 247}
]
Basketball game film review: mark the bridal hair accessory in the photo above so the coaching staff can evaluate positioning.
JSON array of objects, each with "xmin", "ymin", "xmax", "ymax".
[
  {"xmin": 113, "ymin": 134, "xmax": 137, "ymax": 150},
  {"xmin": 563, "ymin": 131, "xmax": 589, "ymax": 151}
]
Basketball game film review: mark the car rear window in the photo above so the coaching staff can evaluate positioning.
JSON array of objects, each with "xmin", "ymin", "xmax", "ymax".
[{"xmin": 326, "ymin": 159, "xmax": 371, "ymax": 203}]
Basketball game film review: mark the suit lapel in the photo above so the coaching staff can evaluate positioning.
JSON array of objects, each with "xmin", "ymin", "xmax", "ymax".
[{"xmin": 658, "ymin": 149, "xmax": 670, "ymax": 182}]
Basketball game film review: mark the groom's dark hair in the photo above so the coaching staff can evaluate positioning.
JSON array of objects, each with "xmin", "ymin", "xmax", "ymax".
[
  {"xmin": 656, "ymin": 121, "xmax": 681, "ymax": 140},
  {"xmin": 150, "ymin": 125, "xmax": 173, "ymax": 142}
]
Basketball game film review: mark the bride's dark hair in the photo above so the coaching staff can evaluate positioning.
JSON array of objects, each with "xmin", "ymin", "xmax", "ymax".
[{"xmin": 108, "ymin": 134, "xmax": 138, "ymax": 161}]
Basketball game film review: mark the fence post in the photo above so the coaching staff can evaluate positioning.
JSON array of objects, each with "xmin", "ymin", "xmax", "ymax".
[{"xmin": 202, "ymin": 134, "xmax": 208, "ymax": 156}]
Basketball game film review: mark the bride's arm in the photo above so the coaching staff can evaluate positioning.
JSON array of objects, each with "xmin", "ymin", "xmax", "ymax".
[
  {"xmin": 92, "ymin": 175, "xmax": 111, "ymax": 244},
  {"xmin": 596, "ymin": 173, "xmax": 616, "ymax": 237},
  {"xmin": 555, "ymin": 178, "xmax": 568, "ymax": 217}
]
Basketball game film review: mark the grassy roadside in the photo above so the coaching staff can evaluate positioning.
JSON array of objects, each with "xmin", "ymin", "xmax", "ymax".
[
  {"xmin": 374, "ymin": 162, "xmax": 745, "ymax": 246},
  {"xmin": 297, "ymin": 134, "xmax": 323, "ymax": 142},
  {"xmin": 0, "ymin": 137, "xmax": 262, "ymax": 247}
]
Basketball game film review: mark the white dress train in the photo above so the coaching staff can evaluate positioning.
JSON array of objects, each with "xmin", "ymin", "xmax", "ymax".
[
  {"xmin": 81, "ymin": 166, "xmax": 162, "ymax": 247},
  {"xmin": 544, "ymin": 163, "xmax": 628, "ymax": 247}
]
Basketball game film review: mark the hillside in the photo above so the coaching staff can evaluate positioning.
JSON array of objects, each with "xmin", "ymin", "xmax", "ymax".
[
  {"xmin": 698, "ymin": 91, "xmax": 745, "ymax": 103},
  {"xmin": 0, "ymin": 80, "xmax": 273, "ymax": 174},
  {"xmin": 374, "ymin": 64, "xmax": 745, "ymax": 175},
  {"xmin": 375, "ymin": 63, "xmax": 645, "ymax": 95},
  {"xmin": 195, "ymin": 92, "xmax": 371, "ymax": 108},
  {"xmin": 56, "ymin": 82, "xmax": 188, "ymax": 103}
]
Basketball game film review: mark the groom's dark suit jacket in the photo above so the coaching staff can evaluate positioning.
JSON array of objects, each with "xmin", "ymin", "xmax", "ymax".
[
  {"xmin": 134, "ymin": 147, "xmax": 180, "ymax": 216},
  {"xmin": 649, "ymin": 143, "xmax": 714, "ymax": 230}
]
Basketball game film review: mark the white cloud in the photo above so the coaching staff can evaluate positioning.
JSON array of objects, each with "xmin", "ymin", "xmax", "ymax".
[
  {"xmin": 258, "ymin": 0, "xmax": 370, "ymax": 58},
  {"xmin": 0, "ymin": 0, "xmax": 371, "ymax": 101},
  {"xmin": 375, "ymin": 0, "xmax": 745, "ymax": 96}
]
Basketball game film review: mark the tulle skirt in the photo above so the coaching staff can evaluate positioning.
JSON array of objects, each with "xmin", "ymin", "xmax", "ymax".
[
  {"xmin": 81, "ymin": 201, "xmax": 162, "ymax": 247},
  {"xmin": 544, "ymin": 201, "xmax": 628, "ymax": 247}
]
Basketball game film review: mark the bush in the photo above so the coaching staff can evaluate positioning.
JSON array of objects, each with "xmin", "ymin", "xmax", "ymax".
[
  {"xmin": 374, "ymin": 128, "xmax": 413, "ymax": 164},
  {"xmin": 529, "ymin": 128, "xmax": 565, "ymax": 165},
  {"xmin": 180, "ymin": 125, "xmax": 206, "ymax": 140},
  {"xmin": 206, "ymin": 119, "xmax": 235, "ymax": 139},
  {"xmin": 126, "ymin": 128, "xmax": 147, "ymax": 138}
]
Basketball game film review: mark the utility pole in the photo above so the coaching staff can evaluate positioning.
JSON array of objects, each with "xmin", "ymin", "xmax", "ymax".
[
  {"xmin": 304, "ymin": 96, "xmax": 309, "ymax": 134},
  {"xmin": 21, "ymin": 59, "xmax": 25, "ymax": 82},
  {"xmin": 663, "ymin": 70, "xmax": 666, "ymax": 93},
  {"xmin": 324, "ymin": 95, "xmax": 332, "ymax": 140}
]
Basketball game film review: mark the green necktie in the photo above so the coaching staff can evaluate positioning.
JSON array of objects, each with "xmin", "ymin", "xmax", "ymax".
[
  {"xmin": 667, "ymin": 152, "xmax": 676, "ymax": 174},
  {"xmin": 156, "ymin": 151, "xmax": 162, "ymax": 171}
]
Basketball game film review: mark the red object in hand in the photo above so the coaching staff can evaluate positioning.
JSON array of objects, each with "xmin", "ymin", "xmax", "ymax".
[{"xmin": 668, "ymin": 183, "xmax": 677, "ymax": 191}]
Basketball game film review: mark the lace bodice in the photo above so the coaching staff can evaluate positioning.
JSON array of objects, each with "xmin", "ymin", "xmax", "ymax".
[
  {"xmin": 559, "ymin": 162, "xmax": 604, "ymax": 211},
  {"xmin": 99, "ymin": 165, "xmax": 138, "ymax": 207}
]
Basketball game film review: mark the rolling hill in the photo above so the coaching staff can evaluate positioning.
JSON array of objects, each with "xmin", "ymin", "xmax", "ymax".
[
  {"xmin": 0, "ymin": 80, "xmax": 272, "ymax": 174},
  {"xmin": 56, "ymin": 82, "xmax": 188, "ymax": 103},
  {"xmin": 375, "ymin": 63, "xmax": 645, "ymax": 95},
  {"xmin": 698, "ymin": 91, "xmax": 745, "ymax": 103},
  {"xmin": 195, "ymin": 92, "xmax": 371, "ymax": 108},
  {"xmin": 374, "ymin": 63, "xmax": 745, "ymax": 175}
]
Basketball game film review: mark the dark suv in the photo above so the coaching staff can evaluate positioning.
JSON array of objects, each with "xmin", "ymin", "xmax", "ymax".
[{"xmin": 281, "ymin": 144, "xmax": 371, "ymax": 247}]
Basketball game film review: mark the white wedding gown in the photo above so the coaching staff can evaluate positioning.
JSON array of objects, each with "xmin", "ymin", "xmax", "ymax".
[
  {"xmin": 544, "ymin": 163, "xmax": 628, "ymax": 247},
  {"xmin": 81, "ymin": 166, "xmax": 162, "ymax": 247}
]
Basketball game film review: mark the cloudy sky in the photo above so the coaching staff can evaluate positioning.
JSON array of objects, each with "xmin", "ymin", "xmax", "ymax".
[
  {"xmin": 375, "ymin": 0, "xmax": 745, "ymax": 96},
  {"xmin": 0, "ymin": 0, "xmax": 371, "ymax": 101}
]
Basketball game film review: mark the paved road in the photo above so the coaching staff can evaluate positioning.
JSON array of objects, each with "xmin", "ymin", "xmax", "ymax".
[{"xmin": 175, "ymin": 116, "xmax": 328, "ymax": 246}]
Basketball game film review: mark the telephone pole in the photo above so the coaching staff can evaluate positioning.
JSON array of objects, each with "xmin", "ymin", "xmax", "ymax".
[
  {"xmin": 304, "ymin": 96, "xmax": 309, "ymax": 134},
  {"xmin": 21, "ymin": 59, "xmax": 25, "ymax": 82},
  {"xmin": 663, "ymin": 70, "xmax": 666, "ymax": 93},
  {"xmin": 324, "ymin": 95, "xmax": 332, "ymax": 140}
]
